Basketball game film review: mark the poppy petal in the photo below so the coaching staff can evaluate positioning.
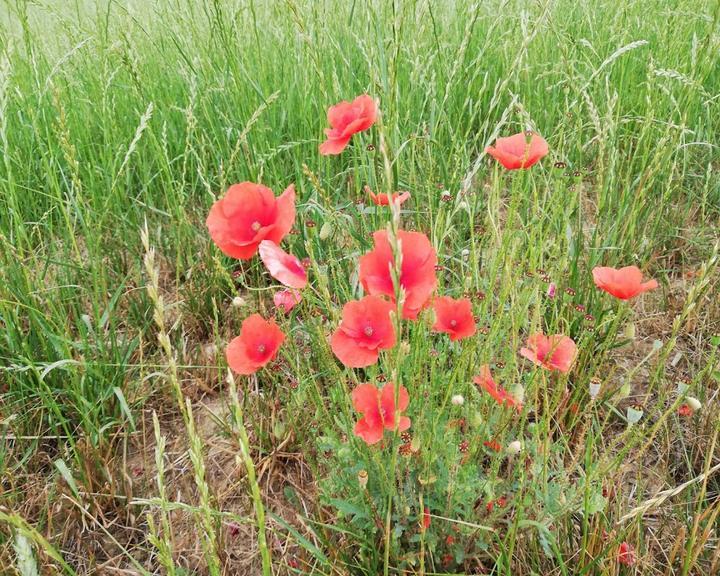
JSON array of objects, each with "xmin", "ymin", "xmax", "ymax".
[
  {"xmin": 319, "ymin": 136, "xmax": 352, "ymax": 155},
  {"xmin": 330, "ymin": 330, "xmax": 380, "ymax": 368},
  {"xmin": 259, "ymin": 240, "xmax": 307, "ymax": 289}
]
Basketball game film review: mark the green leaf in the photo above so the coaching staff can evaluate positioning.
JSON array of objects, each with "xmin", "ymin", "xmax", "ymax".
[
  {"xmin": 113, "ymin": 387, "xmax": 136, "ymax": 431},
  {"xmin": 327, "ymin": 498, "xmax": 368, "ymax": 520},
  {"xmin": 269, "ymin": 513, "xmax": 330, "ymax": 566},
  {"xmin": 54, "ymin": 459, "xmax": 80, "ymax": 500},
  {"xmin": 586, "ymin": 491, "xmax": 607, "ymax": 515}
]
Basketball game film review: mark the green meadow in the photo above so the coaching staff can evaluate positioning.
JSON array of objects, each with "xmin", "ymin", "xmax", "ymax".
[{"xmin": 0, "ymin": 0, "xmax": 718, "ymax": 574}]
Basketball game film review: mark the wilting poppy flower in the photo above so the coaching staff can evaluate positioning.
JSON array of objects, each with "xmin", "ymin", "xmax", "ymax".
[
  {"xmin": 617, "ymin": 542, "xmax": 636, "ymax": 566},
  {"xmin": 352, "ymin": 382, "xmax": 411, "ymax": 445},
  {"xmin": 592, "ymin": 266, "xmax": 658, "ymax": 300},
  {"xmin": 206, "ymin": 182, "xmax": 295, "ymax": 260},
  {"xmin": 359, "ymin": 230, "xmax": 437, "ymax": 320},
  {"xmin": 473, "ymin": 365, "xmax": 521, "ymax": 412},
  {"xmin": 273, "ymin": 289, "xmax": 302, "ymax": 313},
  {"xmin": 432, "ymin": 296, "xmax": 476, "ymax": 341},
  {"xmin": 331, "ymin": 296, "xmax": 396, "ymax": 368},
  {"xmin": 367, "ymin": 187, "xmax": 411, "ymax": 207},
  {"xmin": 226, "ymin": 314, "xmax": 285, "ymax": 375},
  {"xmin": 520, "ymin": 333, "xmax": 577, "ymax": 373},
  {"xmin": 258, "ymin": 240, "xmax": 307, "ymax": 289},
  {"xmin": 319, "ymin": 95, "xmax": 377, "ymax": 155},
  {"xmin": 485, "ymin": 132, "xmax": 549, "ymax": 170}
]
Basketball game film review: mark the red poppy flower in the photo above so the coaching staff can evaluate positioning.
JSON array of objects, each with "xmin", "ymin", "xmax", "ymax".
[
  {"xmin": 422, "ymin": 507, "xmax": 431, "ymax": 530},
  {"xmin": 351, "ymin": 382, "xmax": 411, "ymax": 445},
  {"xmin": 331, "ymin": 296, "xmax": 396, "ymax": 368},
  {"xmin": 359, "ymin": 230, "xmax": 437, "ymax": 320},
  {"xmin": 226, "ymin": 314, "xmax": 285, "ymax": 375},
  {"xmin": 432, "ymin": 296, "xmax": 476, "ymax": 341},
  {"xmin": 483, "ymin": 440, "xmax": 502, "ymax": 452},
  {"xmin": 473, "ymin": 365, "xmax": 521, "ymax": 412},
  {"xmin": 206, "ymin": 182, "xmax": 295, "ymax": 260},
  {"xmin": 485, "ymin": 132, "xmax": 548, "ymax": 170},
  {"xmin": 274, "ymin": 289, "xmax": 302, "ymax": 313},
  {"xmin": 520, "ymin": 333, "xmax": 577, "ymax": 373},
  {"xmin": 617, "ymin": 542, "xmax": 636, "ymax": 566},
  {"xmin": 677, "ymin": 404, "xmax": 692, "ymax": 417},
  {"xmin": 258, "ymin": 240, "xmax": 307, "ymax": 289},
  {"xmin": 592, "ymin": 266, "xmax": 658, "ymax": 300},
  {"xmin": 367, "ymin": 188, "xmax": 411, "ymax": 207},
  {"xmin": 319, "ymin": 95, "xmax": 377, "ymax": 155}
]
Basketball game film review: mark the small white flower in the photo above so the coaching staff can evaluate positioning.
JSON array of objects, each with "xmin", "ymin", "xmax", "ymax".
[
  {"xmin": 451, "ymin": 394, "xmax": 465, "ymax": 406},
  {"xmin": 506, "ymin": 440, "xmax": 522, "ymax": 455},
  {"xmin": 232, "ymin": 296, "xmax": 246, "ymax": 307}
]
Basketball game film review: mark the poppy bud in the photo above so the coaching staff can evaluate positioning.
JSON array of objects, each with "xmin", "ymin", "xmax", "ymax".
[
  {"xmin": 410, "ymin": 436, "xmax": 421, "ymax": 453},
  {"xmin": 506, "ymin": 440, "xmax": 522, "ymax": 455},
  {"xmin": 319, "ymin": 221, "xmax": 333, "ymax": 240},
  {"xmin": 273, "ymin": 421, "xmax": 286, "ymax": 439},
  {"xmin": 232, "ymin": 296, "xmax": 246, "ymax": 307},
  {"xmin": 451, "ymin": 394, "xmax": 465, "ymax": 406},
  {"xmin": 686, "ymin": 396, "xmax": 702, "ymax": 412}
]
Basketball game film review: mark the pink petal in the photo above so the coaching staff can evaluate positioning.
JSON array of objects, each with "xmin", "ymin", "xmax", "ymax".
[{"xmin": 259, "ymin": 240, "xmax": 308, "ymax": 289}]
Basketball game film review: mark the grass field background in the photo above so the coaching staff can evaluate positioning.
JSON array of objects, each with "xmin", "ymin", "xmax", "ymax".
[{"xmin": 1, "ymin": 0, "xmax": 719, "ymax": 574}]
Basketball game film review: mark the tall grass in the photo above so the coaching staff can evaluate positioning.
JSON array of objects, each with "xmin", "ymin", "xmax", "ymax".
[{"xmin": 0, "ymin": 0, "xmax": 718, "ymax": 573}]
